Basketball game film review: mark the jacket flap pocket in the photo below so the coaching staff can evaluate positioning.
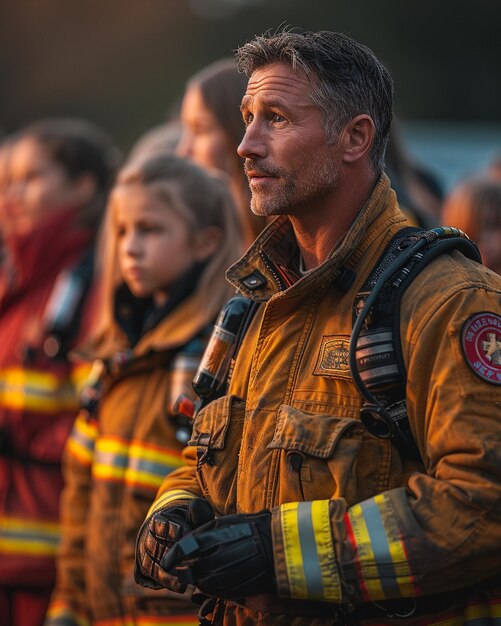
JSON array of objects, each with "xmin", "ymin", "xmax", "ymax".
[
  {"xmin": 188, "ymin": 394, "xmax": 244, "ymax": 450},
  {"xmin": 267, "ymin": 404, "xmax": 361, "ymax": 458}
]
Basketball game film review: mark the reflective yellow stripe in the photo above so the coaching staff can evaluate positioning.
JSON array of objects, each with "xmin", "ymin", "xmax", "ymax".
[
  {"xmin": 310, "ymin": 500, "xmax": 341, "ymax": 601},
  {"xmin": 124, "ymin": 468, "xmax": 164, "ymax": 490},
  {"xmin": 0, "ymin": 517, "xmax": 60, "ymax": 556},
  {"xmin": 280, "ymin": 501, "xmax": 308, "ymax": 598},
  {"xmin": 1, "ymin": 516, "xmax": 59, "ymax": 533},
  {"xmin": 93, "ymin": 437, "xmax": 128, "ymax": 481},
  {"xmin": 71, "ymin": 362, "xmax": 93, "ymax": 394},
  {"xmin": 0, "ymin": 367, "xmax": 80, "ymax": 413},
  {"xmin": 347, "ymin": 502, "xmax": 386, "ymax": 600},
  {"xmin": 129, "ymin": 441, "xmax": 183, "ymax": 467},
  {"xmin": 67, "ymin": 439, "xmax": 94, "ymax": 465},
  {"xmin": 67, "ymin": 413, "xmax": 97, "ymax": 465},
  {"xmin": 346, "ymin": 494, "xmax": 417, "ymax": 601},
  {"xmin": 147, "ymin": 490, "xmax": 197, "ymax": 517},
  {"xmin": 279, "ymin": 501, "xmax": 342, "ymax": 602},
  {"xmin": 93, "ymin": 437, "xmax": 184, "ymax": 488},
  {"xmin": 374, "ymin": 493, "xmax": 415, "ymax": 596},
  {"xmin": 0, "ymin": 537, "xmax": 58, "ymax": 556}
]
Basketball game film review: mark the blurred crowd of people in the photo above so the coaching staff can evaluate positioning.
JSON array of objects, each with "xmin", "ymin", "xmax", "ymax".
[{"xmin": 0, "ymin": 56, "xmax": 500, "ymax": 626}]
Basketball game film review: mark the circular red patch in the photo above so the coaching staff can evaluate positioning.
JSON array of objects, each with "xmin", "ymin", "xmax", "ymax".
[{"xmin": 461, "ymin": 312, "xmax": 501, "ymax": 385}]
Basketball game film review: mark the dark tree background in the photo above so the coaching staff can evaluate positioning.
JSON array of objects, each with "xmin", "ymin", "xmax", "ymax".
[{"xmin": 1, "ymin": 0, "xmax": 500, "ymax": 152}]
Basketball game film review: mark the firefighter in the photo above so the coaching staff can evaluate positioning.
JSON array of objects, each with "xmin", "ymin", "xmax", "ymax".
[{"xmin": 135, "ymin": 29, "xmax": 501, "ymax": 625}]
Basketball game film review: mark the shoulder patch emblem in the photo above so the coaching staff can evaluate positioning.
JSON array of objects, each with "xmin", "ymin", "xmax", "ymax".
[
  {"xmin": 313, "ymin": 335, "xmax": 351, "ymax": 379},
  {"xmin": 461, "ymin": 312, "xmax": 501, "ymax": 385}
]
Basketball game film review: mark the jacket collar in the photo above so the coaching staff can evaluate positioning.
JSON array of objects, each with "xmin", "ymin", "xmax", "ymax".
[{"xmin": 226, "ymin": 173, "xmax": 406, "ymax": 301}]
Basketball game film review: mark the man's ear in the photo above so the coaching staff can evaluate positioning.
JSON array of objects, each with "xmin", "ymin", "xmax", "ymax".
[
  {"xmin": 193, "ymin": 226, "xmax": 223, "ymax": 261},
  {"xmin": 340, "ymin": 114, "xmax": 375, "ymax": 164}
]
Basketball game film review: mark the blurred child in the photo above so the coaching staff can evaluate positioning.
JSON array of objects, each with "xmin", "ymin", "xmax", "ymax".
[
  {"xmin": 442, "ymin": 176, "xmax": 501, "ymax": 274},
  {"xmin": 45, "ymin": 154, "xmax": 242, "ymax": 625},
  {"xmin": 0, "ymin": 118, "xmax": 118, "ymax": 626},
  {"xmin": 177, "ymin": 58, "xmax": 266, "ymax": 247}
]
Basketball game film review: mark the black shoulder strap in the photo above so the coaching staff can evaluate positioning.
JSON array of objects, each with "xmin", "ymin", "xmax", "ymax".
[
  {"xmin": 350, "ymin": 227, "xmax": 481, "ymax": 460},
  {"xmin": 42, "ymin": 246, "xmax": 95, "ymax": 358}
]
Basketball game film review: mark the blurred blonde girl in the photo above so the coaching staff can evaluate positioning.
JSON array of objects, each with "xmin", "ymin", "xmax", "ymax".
[{"xmin": 45, "ymin": 154, "xmax": 241, "ymax": 626}]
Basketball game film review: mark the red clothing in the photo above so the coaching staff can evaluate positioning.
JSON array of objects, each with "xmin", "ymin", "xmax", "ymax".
[{"xmin": 0, "ymin": 208, "xmax": 95, "ymax": 589}]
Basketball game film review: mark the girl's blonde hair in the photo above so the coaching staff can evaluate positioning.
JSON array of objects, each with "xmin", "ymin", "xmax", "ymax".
[{"xmin": 95, "ymin": 154, "xmax": 242, "ymax": 349}]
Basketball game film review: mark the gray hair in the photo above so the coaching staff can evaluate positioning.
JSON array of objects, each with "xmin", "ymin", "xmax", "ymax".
[{"xmin": 235, "ymin": 29, "xmax": 394, "ymax": 172}]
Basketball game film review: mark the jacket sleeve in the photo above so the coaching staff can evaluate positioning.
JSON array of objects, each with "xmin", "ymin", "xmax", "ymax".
[
  {"xmin": 45, "ymin": 411, "xmax": 97, "ymax": 626},
  {"xmin": 271, "ymin": 271, "xmax": 501, "ymax": 604},
  {"xmin": 143, "ymin": 444, "xmax": 204, "ymax": 518}
]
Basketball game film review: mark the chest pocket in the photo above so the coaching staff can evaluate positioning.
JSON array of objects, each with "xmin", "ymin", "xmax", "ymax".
[
  {"xmin": 188, "ymin": 394, "xmax": 245, "ymax": 516},
  {"xmin": 267, "ymin": 404, "xmax": 399, "ymax": 506}
]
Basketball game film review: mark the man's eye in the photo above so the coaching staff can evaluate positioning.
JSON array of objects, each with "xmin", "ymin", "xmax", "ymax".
[
  {"xmin": 243, "ymin": 113, "xmax": 254, "ymax": 127},
  {"xmin": 272, "ymin": 114, "xmax": 285, "ymax": 123}
]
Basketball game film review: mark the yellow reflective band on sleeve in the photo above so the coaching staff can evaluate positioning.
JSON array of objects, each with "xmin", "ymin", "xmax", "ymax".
[
  {"xmin": 93, "ymin": 437, "xmax": 128, "ymax": 482},
  {"xmin": 279, "ymin": 500, "xmax": 342, "ymax": 602},
  {"xmin": 373, "ymin": 493, "xmax": 415, "ymax": 596},
  {"xmin": 0, "ymin": 367, "xmax": 80, "ymax": 413},
  {"xmin": 66, "ymin": 413, "xmax": 98, "ymax": 465},
  {"xmin": 126, "ymin": 441, "xmax": 184, "ymax": 490},
  {"xmin": 280, "ymin": 502, "xmax": 307, "ymax": 598},
  {"xmin": 346, "ymin": 493, "xmax": 417, "ymax": 602},
  {"xmin": 147, "ymin": 489, "xmax": 198, "ymax": 517},
  {"xmin": 93, "ymin": 437, "xmax": 185, "ymax": 490},
  {"xmin": 71, "ymin": 362, "xmax": 93, "ymax": 394},
  {"xmin": 310, "ymin": 500, "xmax": 341, "ymax": 601}
]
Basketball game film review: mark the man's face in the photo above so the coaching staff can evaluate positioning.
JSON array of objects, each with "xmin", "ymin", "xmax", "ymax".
[{"xmin": 238, "ymin": 62, "xmax": 341, "ymax": 218}]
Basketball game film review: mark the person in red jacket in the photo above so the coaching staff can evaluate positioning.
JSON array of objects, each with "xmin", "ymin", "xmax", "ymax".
[{"xmin": 0, "ymin": 118, "xmax": 118, "ymax": 626}]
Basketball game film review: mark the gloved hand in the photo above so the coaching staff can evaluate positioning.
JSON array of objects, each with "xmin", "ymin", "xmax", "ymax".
[
  {"xmin": 134, "ymin": 497, "xmax": 214, "ymax": 591},
  {"xmin": 161, "ymin": 510, "xmax": 276, "ymax": 600}
]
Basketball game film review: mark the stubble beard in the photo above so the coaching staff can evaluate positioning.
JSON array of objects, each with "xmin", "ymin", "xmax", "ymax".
[{"xmin": 249, "ymin": 155, "xmax": 339, "ymax": 218}]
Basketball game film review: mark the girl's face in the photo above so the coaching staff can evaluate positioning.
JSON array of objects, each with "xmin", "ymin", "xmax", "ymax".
[
  {"xmin": 177, "ymin": 84, "xmax": 235, "ymax": 176},
  {"xmin": 7, "ymin": 137, "xmax": 86, "ymax": 235},
  {"xmin": 114, "ymin": 185, "xmax": 200, "ymax": 303}
]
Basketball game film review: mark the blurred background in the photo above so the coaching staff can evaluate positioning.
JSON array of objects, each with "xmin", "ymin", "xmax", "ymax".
[{"xmin": 1, "ymin": 0, "xmax": 501, "ymax": 191}]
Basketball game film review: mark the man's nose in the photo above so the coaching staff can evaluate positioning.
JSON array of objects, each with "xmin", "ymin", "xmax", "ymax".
[{"xmin": 237, "ymin": 123, "xmax": 267, "ymax": 160}]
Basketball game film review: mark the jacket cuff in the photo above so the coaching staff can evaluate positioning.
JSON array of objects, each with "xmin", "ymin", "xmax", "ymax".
[
  {"xmin": 145, "ymin": 488, "xmax": 199, "ymax": 518},
  {"xmin": 271, "ymin": 500, "xmax": 343, "ymax": 602}
]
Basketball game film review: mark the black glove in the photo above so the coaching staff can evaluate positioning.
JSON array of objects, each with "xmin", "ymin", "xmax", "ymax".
[
  {"xmin": 161, "ymin": 510, "xmax": 276, "ymax": 600},
  {"xmin": 134, "ymin": 497, "xmax": 214, "ymax": 591}
]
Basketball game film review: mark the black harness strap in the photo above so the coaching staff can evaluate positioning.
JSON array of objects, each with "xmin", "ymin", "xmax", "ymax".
[{"xmin": 350, "ymin": 227, "xmax": 482, "ymax": 459}]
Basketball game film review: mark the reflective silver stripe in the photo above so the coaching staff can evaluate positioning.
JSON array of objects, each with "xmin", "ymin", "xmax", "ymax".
[
  {"xmin": 359, "ymin": 365, "xmax": 399, "ymax": 381},
  {"xmin": 356, "ymin": 343, "xmax": 393, "ymax": 358},
  {"xmin": 356, "ymin": 331, "xmax": 393, "ymax": 347},
  {"xmin": 297, "ymin": 502, "xmax": 324, "ymax": 599}
]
